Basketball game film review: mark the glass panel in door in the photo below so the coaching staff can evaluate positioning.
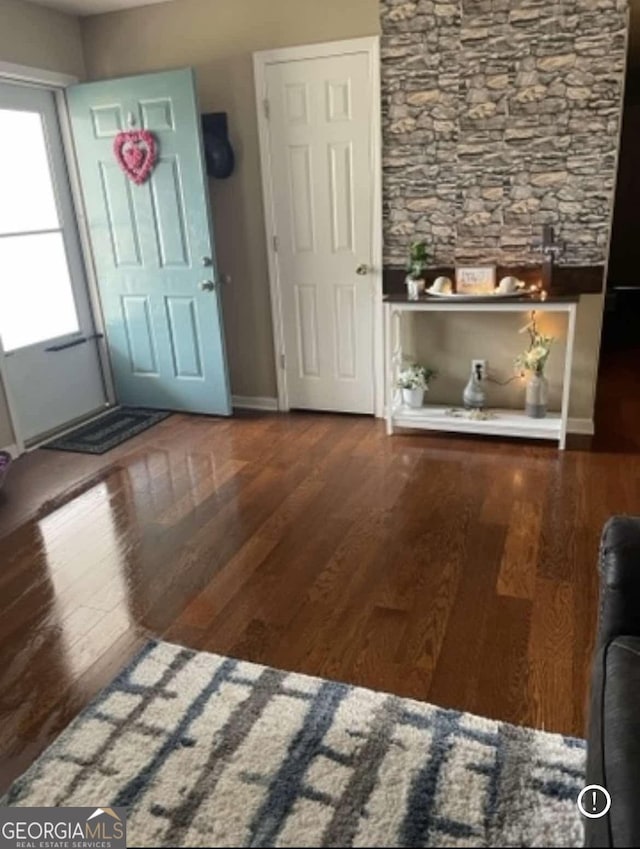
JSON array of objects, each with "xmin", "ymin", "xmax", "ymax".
[{"xmin": 0, "ymin": 107, "xmax": 80, "ymax": 351}]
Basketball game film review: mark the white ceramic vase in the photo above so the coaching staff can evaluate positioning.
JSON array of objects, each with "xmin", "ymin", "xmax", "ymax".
[
  {"xmin": 402, "ymin": 387, "xmax": 425, "ymax": 408},
  {"xmin": 463, "ymin": 370, "xmax": 486, "ymax": 409}
]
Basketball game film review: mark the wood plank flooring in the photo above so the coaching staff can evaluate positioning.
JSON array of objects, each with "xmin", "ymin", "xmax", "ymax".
[{"xmin": 0, "ymin": 350, "xmax": 638, "ymax": 793}]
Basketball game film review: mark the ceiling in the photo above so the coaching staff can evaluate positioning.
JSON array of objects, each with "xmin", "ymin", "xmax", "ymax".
[{"xmin": 31, "ymin": 0, "xmax": 174, "ymax": 15}]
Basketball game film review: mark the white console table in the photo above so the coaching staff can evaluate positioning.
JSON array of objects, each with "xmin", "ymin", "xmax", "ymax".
[{"xmin": 384, "ymin": 294, "xmax": 578, "ymax": 450}]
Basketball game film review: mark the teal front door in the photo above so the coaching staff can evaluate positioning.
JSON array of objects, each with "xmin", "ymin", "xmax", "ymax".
[{"xmin": 67, "ymin": 69, "xmax": 231, "ymax": 415}]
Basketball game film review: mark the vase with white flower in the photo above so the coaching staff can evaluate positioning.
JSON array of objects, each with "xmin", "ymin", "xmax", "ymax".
[
  {"xmin": 515, "ymin": 314, "xmax": 554, "ymax": 418},
  {"xmin": 396, "ymin": 363, "xmax": 436, "ymax": 408}
]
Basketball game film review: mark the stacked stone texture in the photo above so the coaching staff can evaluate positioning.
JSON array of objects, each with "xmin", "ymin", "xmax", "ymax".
[{"xmin": 381, "ymin": 0, "xmax": 628, "ymax": 267}]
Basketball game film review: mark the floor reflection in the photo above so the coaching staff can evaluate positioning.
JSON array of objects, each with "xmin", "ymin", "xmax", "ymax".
[
  {"xmin": 39, "ymin": 479, "xmax": 134, "ymax": 680},
  {"xmin": 0, "ymin": 465, "xmax": 145, "ymax": 791}
]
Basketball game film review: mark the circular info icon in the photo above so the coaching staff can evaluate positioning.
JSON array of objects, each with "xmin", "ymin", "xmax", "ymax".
[{"xmin": 577, "ymin": 784, "xmax": 611, "ymax": 819}]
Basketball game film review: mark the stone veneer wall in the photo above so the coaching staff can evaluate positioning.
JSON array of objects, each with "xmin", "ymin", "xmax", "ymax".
[{"xmin": 380, "ymin": 0, "xmax": 628, "ymax": 268}]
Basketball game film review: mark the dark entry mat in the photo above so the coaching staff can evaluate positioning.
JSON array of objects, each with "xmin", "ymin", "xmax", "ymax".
[{"xmin": 41, "ymin": 408, "xmax": 171, "ymax": 455}]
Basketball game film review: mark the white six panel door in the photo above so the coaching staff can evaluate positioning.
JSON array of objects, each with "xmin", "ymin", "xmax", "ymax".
[{"xmin": 265, "ymin": 51, "xmax": 375, "ymax": 414}]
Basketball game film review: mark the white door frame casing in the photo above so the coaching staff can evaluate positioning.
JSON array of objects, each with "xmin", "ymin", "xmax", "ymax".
[
  {"xmin": 0, "ymin": 61, "xmax": 76, "ymax": 89},
  {"xmin": 57, "ymin": 87, "xmax": 117, "ymax": 409},
  {"xmin": 253, "ymin": 37, "xmax": 384, "ymax": 416},
  {"xmin": 0, "ymin": 61, "xmax": 115, "ymax": 454}
]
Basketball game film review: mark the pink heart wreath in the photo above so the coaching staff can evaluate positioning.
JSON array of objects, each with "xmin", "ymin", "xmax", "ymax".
[{"xmin": 113, "ymin": 130, "xmax": 158, "ymax": 185}]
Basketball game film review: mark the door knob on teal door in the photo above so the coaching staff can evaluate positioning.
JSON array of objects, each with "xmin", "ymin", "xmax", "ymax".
[{"xmin": 200, "ymin": 280, "xmax": 216, "ymax": 291}]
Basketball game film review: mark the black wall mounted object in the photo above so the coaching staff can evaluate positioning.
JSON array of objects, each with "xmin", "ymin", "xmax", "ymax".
[{"xmin": 201, "ymin": 112, "xmax": 235, "ymax": 179}]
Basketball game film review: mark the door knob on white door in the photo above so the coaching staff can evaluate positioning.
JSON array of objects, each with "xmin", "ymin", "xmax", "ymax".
[
  {"xmin": 200, "ymin": 280, "xmax": 215, "ymax": 291},
  {"xmin": 356, "ymin": 263, "xmax": 369, "ymax": 275}
]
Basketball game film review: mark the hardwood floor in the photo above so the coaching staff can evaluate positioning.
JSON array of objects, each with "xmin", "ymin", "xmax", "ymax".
[{"xmin": 1, "ymin": 356, "xmax": 638, "ymax": 793}]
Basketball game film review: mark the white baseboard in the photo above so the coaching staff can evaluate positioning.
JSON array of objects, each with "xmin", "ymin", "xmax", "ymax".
[
  {"xmin": 232, "ymin": 395, "xmax": 279, "ymax": 412},
  {"xmin": 0, "ymin": 443, "xmax": 19, "ymax": 458},
  {"xmin": 232, "ymin": 399, "xmax": 593, "ymax": 434},
  {"xmin": 567, "ymin": 417, "xmax": 595, "ymax": 436}
]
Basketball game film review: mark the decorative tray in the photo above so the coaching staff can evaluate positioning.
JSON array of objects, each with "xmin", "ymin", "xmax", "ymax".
[{"xmin": 425, "ymin": 290, "xmax": 526, "ymax": 300}]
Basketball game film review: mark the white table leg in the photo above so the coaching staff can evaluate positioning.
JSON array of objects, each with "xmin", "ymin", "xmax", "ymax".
[
  {"xmin": 559, "ymin": 303, "xmax": 577, "ymax": 450},
  {"xmin": 385, "ymin": 304, "xmax": 393, "ymax": 435}
]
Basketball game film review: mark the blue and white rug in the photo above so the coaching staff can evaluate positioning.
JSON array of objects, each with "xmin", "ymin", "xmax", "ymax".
[{"xmin": 4, "ymin": 641, "xmax": 585, "ymax": 847}]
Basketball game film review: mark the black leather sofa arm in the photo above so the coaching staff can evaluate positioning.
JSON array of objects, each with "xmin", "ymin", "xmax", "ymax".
[
  {"xmin": 597, "ymin": 516, "xmax": 640, "ymax": 649},
  {"xmin": 587, "ymin": 516, "xmax": 640, "ymax": 848}
]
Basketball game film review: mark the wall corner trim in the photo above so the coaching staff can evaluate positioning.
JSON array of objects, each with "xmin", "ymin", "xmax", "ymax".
[
  {"xmin": 1, "ymin": 443, "xmax": 20, "ymax": 459},
  {"xmin": 232, "ymin": 395, "xmax": 279, "ymax": 412},
  {"xmin": 567, "ymin": 417, "xmax": 595, "ymax": 436}
]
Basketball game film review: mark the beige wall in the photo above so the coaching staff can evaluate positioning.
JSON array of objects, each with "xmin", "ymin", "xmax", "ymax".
[
  {"xmin": 0, "ymin": 0, "xmax": 85, "ymax": 447},
  {"xmin": 0, "ymin": 0, "xmax": 85, "ymax": 78},
  {"xmin": 81, "ymin": 0, "xmax": 605, "ymax": 421},
  {"xmin": 81, "ymin": 0, "xmax": 380, "ymax": 400},
  {"xmin": 0, "ymin": 0, "xmax": 608, "ymax": 448}
]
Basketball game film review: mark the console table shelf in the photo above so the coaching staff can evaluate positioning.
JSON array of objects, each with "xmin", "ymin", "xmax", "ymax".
[{"xmin": 384, "ymin": 294, "xmax": 578, "ymax": 449}]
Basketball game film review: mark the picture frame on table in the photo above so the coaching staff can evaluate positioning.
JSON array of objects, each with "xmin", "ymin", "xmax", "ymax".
[{"xmin": 455, "ymin": 265, "xmax": 496, "ymax": 295}]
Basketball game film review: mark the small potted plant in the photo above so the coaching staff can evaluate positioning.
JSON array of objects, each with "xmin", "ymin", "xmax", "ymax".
[
  {"xmin": 515, "ymin": 316, "xmax": 554, "ymax": 418},
  {"xmin": 405, "ymin": 240, "xmax": 430, "ymax": 299},
  {"xmin": 396, "ymin": 363, "xmax": 436, "ymax": 408}
]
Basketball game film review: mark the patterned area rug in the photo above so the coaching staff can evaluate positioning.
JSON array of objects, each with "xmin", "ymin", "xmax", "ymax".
[
  {"xmin": 4, "ymin": 641, "xmax": 585, "ymax": 847},
  {"xmin": 42, "ymin": 408, "xmax": 171, "ymax": 454}
]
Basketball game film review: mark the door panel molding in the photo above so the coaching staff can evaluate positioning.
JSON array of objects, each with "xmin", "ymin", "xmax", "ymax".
[
  {"xmin": 294, "ymin": 284, "xmax": 320, "ymax": 379},
  {"xmin": 99, "ymin": 162, "xmax": 143, "ymax": 267},
  {"xmin": 91, "ymin": 105, "xmax": 124, "ymax": 138},
  {"xmin": 122, "ymin": 295, "xmax": 158, "ymax": 375},
  {"xmin": 334, "ymin": 285, "xmax": 357, "ymax": 380},
  {"xmin": 149, "ymin": 157, "xmax": 190, "ymax": 267},
  {"xmin": 328, "ymin": 141, "xmax": 355, "ymax": 254},
  {"xmin": 165, "ymin": 295, "xmax": 204, "ymax": 379},
  {"xmin": 288, "ymin": 145, "xmax": 315, "ymax": 254},
  {"xmin": 254, "ymin": 36, "xmax": 383, "ymax": 415}
]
